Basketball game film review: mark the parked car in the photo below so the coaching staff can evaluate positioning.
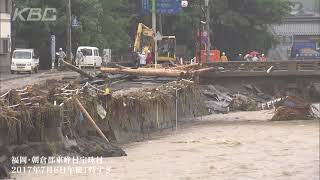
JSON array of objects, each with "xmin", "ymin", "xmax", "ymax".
[
  {"xmin": 11, "ymin": 49, "xmax": 39, "ymax": 74},
  {"xmin": 76, "ymin": 46, "xmax": 102, "ymax": 69}
]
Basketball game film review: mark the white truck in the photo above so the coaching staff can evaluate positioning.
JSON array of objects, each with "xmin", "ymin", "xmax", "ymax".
[
  {"xmin": 76, "ymin": 46, "xmax": 102, "ymax": 69},
  {"xmin": 11, "ymin": 49, "xmax": 39, "ymax": 74}
]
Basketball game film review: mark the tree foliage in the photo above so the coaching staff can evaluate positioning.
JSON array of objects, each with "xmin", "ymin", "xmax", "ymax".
[
  {"xmin": 13, "ymin": 0, "xmax": 290, "ymax": 67},
  {"xmin": 13, "ymin": 0, "xmax": 136, "ymax": 68},
  {"xmin": 163, "ymin": 0, "xmax": 291, "ymax": 57}
]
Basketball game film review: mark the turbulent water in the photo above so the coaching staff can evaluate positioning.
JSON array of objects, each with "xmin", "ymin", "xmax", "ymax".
[{"xmin": 13, "ymin": 111, "xmax": 319, "ymax": 180}]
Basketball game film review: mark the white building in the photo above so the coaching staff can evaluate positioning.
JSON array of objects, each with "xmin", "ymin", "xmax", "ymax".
[
  {"xmin": 268, "ymin": 0, "xmax": 320, "ymax": 60},
  {"xmin": 0, "ymin": 0, "xmax": 12, "ymax": 72}
]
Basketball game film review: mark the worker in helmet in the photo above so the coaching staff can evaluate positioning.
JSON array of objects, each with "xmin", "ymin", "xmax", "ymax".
[
  {"xmin": 260, "ymin": 54, "xmax": 267, "ymax": 62},
  {"xmin": 76, "ymin": 50, "xmax": 84, "ymax": 66},
  {"xmin": 220, "ymin": 52, "xmax": 228, "ymax": 62},
  {"xmin": 138, "ymin": 51, "xmax": 146, "ymax": 67},
  {"xmin": 235, "ymin": 53, "xmax": 243, "ymax": 61},
  {"xmin": 56, "ymin": 48, "xmax": 66, "ymax": 70}
]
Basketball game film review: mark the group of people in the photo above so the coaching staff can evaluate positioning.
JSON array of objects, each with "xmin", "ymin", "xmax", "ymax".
[
  {"xmin": 220, "ymin": 52, "xmax": 267, "ymax": 62},
  {"xmin": 137, "ymin": 50, "xmax": 153, "ymax": 67},
  {"xmin": 242, "ymin": 53, "xmax": 267, "ymax": 62},
  {"xmin": 56, "ymin": 48, "xmax": 85, "ymax": 69}
]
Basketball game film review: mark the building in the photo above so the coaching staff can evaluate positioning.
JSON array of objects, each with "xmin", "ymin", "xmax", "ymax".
[
  {"xmin": 0, "ymin": 0, "xmax": 12, "ymax": 72},
  {"xmin": 269, "ymin": 0, "xmax": 320, "ymax": 60}
]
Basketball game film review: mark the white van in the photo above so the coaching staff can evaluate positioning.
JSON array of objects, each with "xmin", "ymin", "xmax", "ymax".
[
  {"xmin": 76, "ymin": 46, "xmax": 102, "ymax": 69},
  {"xmin": 11, "ymin": 49, "xmax": 39, "ymax": 74}
]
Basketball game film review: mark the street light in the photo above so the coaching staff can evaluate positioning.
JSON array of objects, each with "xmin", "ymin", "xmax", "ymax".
[{"xmin": 181, "ymin": 0, "xmax": 189, "ymax": 8}]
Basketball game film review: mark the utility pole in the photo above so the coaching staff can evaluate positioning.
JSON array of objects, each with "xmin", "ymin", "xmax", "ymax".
[
  {"xmin": 198, "ymin": 0, "xmax": 202, "ymax": 64},
  {"xmin": 66, "ymin": 0, "xmax": 72, "ymax": 63},
  {"xmin": 152, "ymin": 0, "xmax": 157, "ymax": 67},
  {"xmin": 205, "ymin": 0, "xmax": 211, "ymax": 62},
  {"xmin": 159, "ymin": 14, "xmax": 163, "ymax": 34}
]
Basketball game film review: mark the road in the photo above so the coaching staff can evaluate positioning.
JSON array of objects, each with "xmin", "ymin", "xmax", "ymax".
[
  {"xmin": 12, "ymin": 111, "xmax": 319, "ymax": 180},
  {"xmin": 0, "ymin": 70, "xmax": 81, "ymax": 94}
]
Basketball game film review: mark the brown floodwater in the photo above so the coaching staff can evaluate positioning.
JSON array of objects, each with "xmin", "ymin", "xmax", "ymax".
[{"xmin": 13, "ymin": 111, "xmax": 319, "ymax": 180}]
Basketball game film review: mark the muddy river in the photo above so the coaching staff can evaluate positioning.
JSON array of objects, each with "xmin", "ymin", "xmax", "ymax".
[{"xmin": 13, "ymin": 111, "xmax": 319, "ymax": 180}]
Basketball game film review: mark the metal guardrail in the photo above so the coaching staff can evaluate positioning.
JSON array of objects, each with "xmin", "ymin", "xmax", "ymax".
[{"xmin": 203, "ymin": 60, "xmax": 320, "ymax": 77}]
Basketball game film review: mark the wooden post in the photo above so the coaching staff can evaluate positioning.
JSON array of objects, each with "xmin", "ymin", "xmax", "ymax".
[{"xmin": 74, "ymin": 97, "xmax": 110, "ymax": 143}]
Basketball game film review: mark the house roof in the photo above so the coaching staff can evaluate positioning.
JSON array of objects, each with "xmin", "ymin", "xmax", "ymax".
[{"xmin": 271, "ymin": 22, "xmax": 320, "ymax": 36}]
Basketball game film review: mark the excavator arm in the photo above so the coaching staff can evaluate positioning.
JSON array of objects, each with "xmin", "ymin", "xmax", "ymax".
[{"xmin": 133, "ymin": 23, "xmax": 155, "ymax": 53}]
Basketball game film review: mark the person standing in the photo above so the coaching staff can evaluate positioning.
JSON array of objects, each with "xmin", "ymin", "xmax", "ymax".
[
  {"xmin": 252, "ymin": 54, "xmax": 259, "ymax": 62},
  {"xmin": 220, "ymin": 52, "xmax": 228, "ymax": 62},
  {"xmin": 138, "ymin": 51, "xmax": 146, "ymax": 67},
  {"xmin": 57, "ymin": 48, "xmax": 66, "ymax": 70},
  {"xmin": 146, "ymin": 50, "xmax": 153, "ymax": 65},
  {"xmin": 260, "ymin": 54, "xmax": 267, "ymax": 61},
  {"xmin": 244, "ymin": 54, "xmax": 251, "ymax": 61},
  {"xmin": 76, "ymin": 50, "xmax": 84, "ymax": 66}
]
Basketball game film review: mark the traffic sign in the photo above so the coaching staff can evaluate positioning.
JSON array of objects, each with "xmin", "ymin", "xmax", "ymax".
[
  {"xmin": 72, "ymin": 17, "xmax": 81, "ymax": 27},
  {"xmin": 141, "ymin": 0, "xmax": 182, "ymax": 15},
  {"xmin": 157, "ymin": 0, "xmax": 182, "ymax": 14},
  {"xmin": 141, "ymin": 0, "xmax": 151, "ymax": 15}
]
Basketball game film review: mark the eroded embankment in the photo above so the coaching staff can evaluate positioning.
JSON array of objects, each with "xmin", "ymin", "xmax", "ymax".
[
  {"xmin": 0, "ymin": 79, "xmax": 207, "ymax": 178},
  {"xmin": 75, "ymin": 80, "xmax": 207, "ymax": 143}
]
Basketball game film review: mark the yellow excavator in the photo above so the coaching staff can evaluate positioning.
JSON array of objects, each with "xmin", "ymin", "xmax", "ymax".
[{"xmin": 133, "ymin": 23, "xmax": 176, "ymax": 62}]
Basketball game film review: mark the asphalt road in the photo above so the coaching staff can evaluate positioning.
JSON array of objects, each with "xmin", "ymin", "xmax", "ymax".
[
  {"xmin": 0, "ymin": 70, "xmax": 49, "ymax": 81},
  {"xmin": 0, "ymin": 70, "xmax": 80, "ymax": 94}
]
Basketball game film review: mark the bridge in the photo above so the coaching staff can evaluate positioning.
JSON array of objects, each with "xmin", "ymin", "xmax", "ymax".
[{"xmin": 203, "ymin": 60, "xmax": 320, "ymax": 78}]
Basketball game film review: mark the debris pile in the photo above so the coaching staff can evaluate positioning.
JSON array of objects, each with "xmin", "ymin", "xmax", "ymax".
[
  {"xmin": 272, "ymin": 96, "xmax": 316, "ymax": 121},
  {"xmin": 201, "ymin": 85, "xmax": 232, "ymax": 113},
  {"xmin": 201, "ymin": 84, "xmax": 272, "ymax": 113},
  {"xmin": 0, "ymin": 74, "xmax": 207, "ymax": 154},
  {"xmin": 229, "ymin": 94, "xmax": 259, "ymax": 111}
]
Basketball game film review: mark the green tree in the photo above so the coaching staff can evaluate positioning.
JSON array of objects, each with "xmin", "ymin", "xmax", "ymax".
[
  {"xmin": 13, "ymin": 0, "xmax": 134, "ymax": 68},
  {"xmin": 160, "ymin": 0, "xmax": 291, "ymax": 58}
]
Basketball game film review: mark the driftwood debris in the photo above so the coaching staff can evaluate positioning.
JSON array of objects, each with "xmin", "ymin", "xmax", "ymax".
[
  {"xmin": 100, "ymin": 67, "xmax": 214, "ymax": 78},
  {"xmin": 60, "ymin": 60, "xmax": 94, "ymax": 79}
]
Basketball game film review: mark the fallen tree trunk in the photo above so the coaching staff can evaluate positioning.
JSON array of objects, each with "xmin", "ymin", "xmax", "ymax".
[
  {"xmin": 100, "ymin": 67, "xmax": 187, "ymax": 77},
  {"xmin": 100, "ymin": 67, "xmax": 215, "ymax": 78},
  {"xmin": 60, "ymin": 60, "xmax": 94, "ymax": 79}
]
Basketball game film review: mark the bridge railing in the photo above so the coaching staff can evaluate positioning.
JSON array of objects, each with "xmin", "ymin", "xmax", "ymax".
[{"xmin": 205, "ymin": 60, "xmax": 320, "ymax": 74}]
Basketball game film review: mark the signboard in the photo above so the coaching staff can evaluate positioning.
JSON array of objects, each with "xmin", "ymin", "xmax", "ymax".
[
  {"xmin": 141, "ymin": 0, "xmax": 182, "ymax": 15},
  {"xmin": 291, "ymin": 42, "xmax": 320, "ymax": 59},
  {"xmin": 141, "ymin": 0, "xmax": 151, "ymax": 14},
  {"xmin": 51, "ymin": 35, "xmax": 56, "ymax": 69},
  {"xmin": 71, "ymin": 17, "xmax": 81, "ymax": 28},
  {"xmin": 157, "ymin": 0, "xmax": 182, "ymax": 14}
]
